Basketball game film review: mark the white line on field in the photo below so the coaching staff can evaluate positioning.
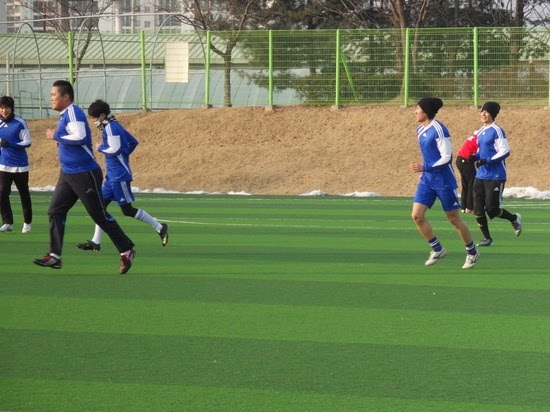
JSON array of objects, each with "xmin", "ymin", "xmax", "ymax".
[
  {"xmin": 163, "ymin": 219, "xmax": 416, "ymax": 231},
  {"xmin": 162, "ymin": 218, "xmax": 550, "ymax": 232}
]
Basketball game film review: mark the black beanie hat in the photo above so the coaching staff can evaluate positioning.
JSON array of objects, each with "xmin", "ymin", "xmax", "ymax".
[
  {"xmin": 481, "ymin": 101, "xmax": 500, "ymax": 119},
  {"xmin": 417, "ymin": 97, "xmax": 443, "ymax": 119}
]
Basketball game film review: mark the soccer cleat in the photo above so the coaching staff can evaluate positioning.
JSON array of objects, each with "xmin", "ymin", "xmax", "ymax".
[
  {"xmin": 476, "ymin": 238, "xmax": 493, "ymax": 247},
  {"xmin": 119, "ymin": 249, "xmax": 136, "ymax": 274},
  {"xmin": 512, "ymin": 213, "xmax": 522, "ymax": 237},
  {"xmin": 0, "ymin": 223, "xmax": 13, "ymax": 232},
  {"xmin": 159, "ymin": 223, "xmax": 169, "ymax": 246},
  {"xmin": 425, "ymin": 248, "xmax": 448, "ymax": 266},
  {"xmin": 33, "ymin": 254, "xmax": 62, "ymax": 269},
  {"xmin": 77, "ymin": 240, "xmax": 101, "ymax": 252},
  {"xmin": 462, "ymin": 251, "xmax": 480, "ymax": 269},
  {"xmin": 22, "ymin": 223, "xmax": 32, "ymax": 233}
]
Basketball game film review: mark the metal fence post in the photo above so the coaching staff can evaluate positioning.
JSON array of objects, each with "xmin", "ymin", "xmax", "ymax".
[
  {"xmin": 268, "ymin": 30, "xmax": 273, "ymax": 107},
  {"xmin": 404, "ymin": 28, "xmax": 410, "ymax": 107},
  {"xmin": 68, "ymin": 31, "xmax": 74, "ymax": 85},
  {"xmin": 334, "ymin": 29, "xmax": 341, "ymax": 108},
  {"xmin": 473, "ymin": 27, "xmax": 479, "ymax": 107},
  {"xmin": 140, "ymin": 30, "xmax": 147, "ymax": 111},
  {"xmin": 204, "ymin": 30, "xmax": 211, "ymax": 107}
]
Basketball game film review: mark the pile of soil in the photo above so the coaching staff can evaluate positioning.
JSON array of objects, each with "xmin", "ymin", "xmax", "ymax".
[{"xmin": 27, "ymin": 105, "xmax": 549, "ymax": 196}]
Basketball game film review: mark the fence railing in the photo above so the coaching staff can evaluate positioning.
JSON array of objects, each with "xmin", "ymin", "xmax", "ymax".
[{"xmin": 1, "ymin": 27, "xmax": 549, "ymax": 119}]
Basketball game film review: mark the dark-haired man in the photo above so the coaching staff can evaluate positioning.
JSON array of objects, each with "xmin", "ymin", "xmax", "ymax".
[
  {"xmin": 469, "ymin": 101, "xmax": 522, "ymax": 247},
  {"xmin": 33, "ymin": 80, "xmax": 136, "ymax": 273}
]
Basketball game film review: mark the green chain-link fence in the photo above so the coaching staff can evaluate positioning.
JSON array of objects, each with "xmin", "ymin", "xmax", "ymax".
[{"xmin": 1, "ymin": 27, "xmax": 548, "ymax": 119}]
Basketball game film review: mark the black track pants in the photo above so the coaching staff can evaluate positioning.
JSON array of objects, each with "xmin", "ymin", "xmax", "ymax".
[{"xmin": 47, "ymin": 168, "xmax": 134, "ymax": 256}]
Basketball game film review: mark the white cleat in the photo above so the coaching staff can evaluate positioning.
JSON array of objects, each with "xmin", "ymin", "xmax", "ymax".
[
  {"xmin": 425, "ymin": 248, "xmax": 448, "ymax": 266},
  {"xmin": 0, "ymin": 223, "xmax": 13, "ymax": 232},
  {"xmin": 512, "ymin": 213, "xmax": 522, "ymax": 237},
  {"xmin": 462, "ymin": 251, "xmax": 480, "ymax": 269},
  {"xmin": 22, "ymin": 223, "xmax": 32, "ymax": 233}
]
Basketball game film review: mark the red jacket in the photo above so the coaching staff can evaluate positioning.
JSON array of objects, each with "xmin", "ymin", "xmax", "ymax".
[{"xmin": 457, "ymin": 134, "xmax": 478, "ymax": 159}]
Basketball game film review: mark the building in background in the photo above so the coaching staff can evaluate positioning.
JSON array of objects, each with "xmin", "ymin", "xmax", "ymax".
[
  {"xmin": 98, "ymin": 0, "xmax": 184, "ymax": 33},
  {"xmin": 0, "ymin": 0, "xmax": 186, "ymax": 33},
  {"xmin": 1, "ymin": 0, "xmax": 33, "ymax": 32}
]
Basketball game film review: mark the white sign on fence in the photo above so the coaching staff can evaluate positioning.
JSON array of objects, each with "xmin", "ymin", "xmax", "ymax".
[{"xmin": 165, "ymin": 42, "xmax": 189, "ymax": 83}]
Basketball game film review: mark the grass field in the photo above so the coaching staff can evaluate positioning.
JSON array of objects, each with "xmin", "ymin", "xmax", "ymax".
[{"xmin": 1, "ymin": 192, "xmax": 549, "ymax": 411}]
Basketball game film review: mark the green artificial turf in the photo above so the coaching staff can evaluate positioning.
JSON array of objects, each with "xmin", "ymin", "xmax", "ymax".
[{"xmin": 1, "ymin": 193, "xmax": 549, "ymax": 411}]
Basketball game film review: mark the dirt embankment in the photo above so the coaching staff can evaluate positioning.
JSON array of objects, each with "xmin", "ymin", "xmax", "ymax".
[{"xmin": 27, "ymin": 105, "xmax": 549, "ymax": 196}]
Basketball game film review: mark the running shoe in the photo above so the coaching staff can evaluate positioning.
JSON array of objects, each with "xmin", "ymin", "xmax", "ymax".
[
  {"xmin": 159, "ymin": 223, "xmax": 169, "ymax": 246},
  {"xmin": 77, "ymin": 240, "xmax": 101, "ymax": 252},
  {"xmin": 33, "ymin": 254, "xmax": 62, "ymax": 269},
  {"xmin": 425, "ymin": 248, "xmax": 448, "ymax": 266},
  {"xmin": 119, "ymin": 249, "xmax": 136, "ymax": 274},
  {"xmin": 512, "ymin": 213, "xmax": 522, "ymax": 237},
  {"xmin": 476, "ymin": 238, "xmax": 493, "ymax": 247},
  {"xmin": 462, "ymin": 251, "xmax": 480, "ymax": 269}
]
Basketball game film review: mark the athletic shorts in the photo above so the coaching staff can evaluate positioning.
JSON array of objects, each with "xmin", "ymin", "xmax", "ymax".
[
  {"xmin": 473, "ymin": 178, "xmax": 504, "ymax": 216},
  {"xmin": 414, "ymin": 180, "xmax": 461, "ymax": 212},
  {"xmin": 102, "ymin": 178, "xmax": 135, "ymax": 206}
]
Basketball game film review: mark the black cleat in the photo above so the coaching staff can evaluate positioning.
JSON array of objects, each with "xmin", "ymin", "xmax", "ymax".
[
  {"xmin": 33, "ymin": 255, "xmax": 62, "ymax": 269},
  {"xmin": 119, "ymin": 249, "xmax": 136, "ymax": 274},
  {"xmin": 159, "ymin": 223, "xmax": 169, "ymax": 246},
  {"xmin": 77, "ymin": 240, "xmax": 101, "ymax": 252}
]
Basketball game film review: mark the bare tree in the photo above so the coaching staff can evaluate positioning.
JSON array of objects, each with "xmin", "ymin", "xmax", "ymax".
[
  {"xmin": 524, "ymin": 0, "xmax": 550, "ymax": 26},
  {"xmin": 162, "ymin": 0, "xmax": 263, "ymax": 107},
  {"xmin": 309, "ymin": 0, "xmax": 433, "ymax": 29},
  {"xmin": 21, "ymin": 0, "xmax": 116, "ymax": 83}
]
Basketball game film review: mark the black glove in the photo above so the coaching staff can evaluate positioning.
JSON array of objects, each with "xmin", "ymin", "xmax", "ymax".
[
  {"xmin": 475, "ymin": 158, "xmax": 487, "ymax": 168},
  {"xmin": 0, "ymin": 140, "xmax": 8, "ymax": 148},
  {"xmin": 467, "ymin": 155, "xmax": 477, "ymax": 162}
]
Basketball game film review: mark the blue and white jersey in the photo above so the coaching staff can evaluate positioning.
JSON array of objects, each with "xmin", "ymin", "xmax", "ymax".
[
  {"xmin": 474, "ymin": 123, "xmax": 509, "ymax": 181},
  {"xmin": 97, "ymin": 120, "xmax": 139, "ymax": 182},
  {"xmin": 0, "ymin": 115, "xmax": 32, "ymax": 173},
  {"xmin": 416, "ymin": 119, "xmax": 457, "ymax": 190},
  {"xmin": 54, "ymin": 104, "xmax": 98, "ymax": 174}
]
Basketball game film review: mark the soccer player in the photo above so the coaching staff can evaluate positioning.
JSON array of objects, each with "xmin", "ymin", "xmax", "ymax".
[
  {"xmin": 409, "ymin": 97, "xmax": 480, "ymax": 269},
  {"xmin": 33, "ymin": 80, "xmax": 136, "ymax": 273},
  {"xmin": 76, "ymin": 99, "xmax": 168, "ymax": 252},
  {"xmin": 0, "ymin": 96, "xmax": 33, "ymax": 234},
  {"xmin": 469, "ymin": 101, "xmax": 522, "ymax": 247}
]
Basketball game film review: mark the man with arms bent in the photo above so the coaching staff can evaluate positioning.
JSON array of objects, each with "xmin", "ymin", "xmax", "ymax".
[
  {"xmin": 33, "ymin": 80, "xmax": 136, "ymax": 274},
  {"xmin": 470, "ymin": 101, "xmax": 522, "ymax": 246},
  {"xmin": 410, "ymin": 97, "xmax": 480, "ymax": 269}
]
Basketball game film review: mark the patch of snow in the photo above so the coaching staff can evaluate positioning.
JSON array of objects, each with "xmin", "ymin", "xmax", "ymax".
[
  {"xmin": 26, "ymin": 186, "xmax": 550, "ymax": 199},
  {"xmin": 227, "ymin": 191, "xmax": 252, "ymax": 196},
  {"xmin": 300, "ymin": 190, "xmax": 328, "ymax": 196},
  {"xmin": 341, "ymin": 191, "xmax": 381, "ymax": 197}
]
